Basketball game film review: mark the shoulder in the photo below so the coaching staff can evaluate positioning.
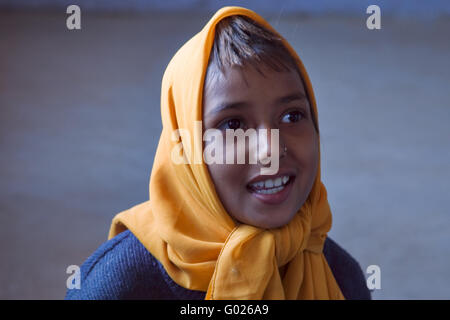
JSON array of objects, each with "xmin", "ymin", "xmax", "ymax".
[
  {"xmin": 323, "ymin": 237, "xmax": 372, "ymax": 300},
  {"xmin": 65, "ymin": 230, "xmax": 175, "ymax": 299},
  {"xmin": 65, "ymin": 231, "xmax": 370, "ymax": 300}
]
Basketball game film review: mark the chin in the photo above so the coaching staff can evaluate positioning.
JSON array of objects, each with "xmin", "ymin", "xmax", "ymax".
[{"xmin": 243, "ymin": 211, "xmax": 295, "ymax": 230}]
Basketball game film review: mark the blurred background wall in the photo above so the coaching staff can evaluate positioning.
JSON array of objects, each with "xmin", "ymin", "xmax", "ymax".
[
  {"xmin": 0, "ymin": 0, "xmax": 449, "ymax": 299},
  {"xmin": 1, "ymin": 0, "xmax": 450, "ymax": 18}
]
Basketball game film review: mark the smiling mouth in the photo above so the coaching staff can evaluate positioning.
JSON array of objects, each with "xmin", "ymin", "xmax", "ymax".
[
  {"xmin": 246, "ymin": 175, "xmax": 295, "ymax": 195},
  {"xmin": 246, "ymin": 174, "xmax": 296, "ymax": 205}
]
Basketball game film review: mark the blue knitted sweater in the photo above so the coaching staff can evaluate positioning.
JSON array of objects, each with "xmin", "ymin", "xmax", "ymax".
[{"xmin": 65, "ymin": 230, "xmax": 371, "ymax": 300}]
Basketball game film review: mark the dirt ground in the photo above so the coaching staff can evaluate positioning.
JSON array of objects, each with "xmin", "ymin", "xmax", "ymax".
[{"xmin": 0, "ymin": 10, "xmax": 449, "ymax": 299}]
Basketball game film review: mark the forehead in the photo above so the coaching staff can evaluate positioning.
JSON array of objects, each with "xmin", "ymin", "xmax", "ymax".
[{"xmin": 203, "ymin": 64, "xmax": 306, "ymax": 108}]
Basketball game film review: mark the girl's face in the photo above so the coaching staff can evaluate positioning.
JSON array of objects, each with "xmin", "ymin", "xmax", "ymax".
[{"xmin": 202, "ymin": 64, "xmax": 319, "ymax": 229}]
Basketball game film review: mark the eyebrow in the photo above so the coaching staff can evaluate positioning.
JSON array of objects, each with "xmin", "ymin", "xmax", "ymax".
[
  {"xmin": 276, "ymin": 92, "xmax": 308, "ymax": 105},
  {"xmin": 205, "ymin": 92, "xmax": 308, "ymax": 117}
]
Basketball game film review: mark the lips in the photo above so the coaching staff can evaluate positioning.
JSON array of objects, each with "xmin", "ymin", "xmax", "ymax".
[
  {"xmin": 246, "ymin": 172, "xmax": 296, "ymax": 205},
  {"xmin": 248, "ymin": 175, "xmax": 291, "ymax": 193}
]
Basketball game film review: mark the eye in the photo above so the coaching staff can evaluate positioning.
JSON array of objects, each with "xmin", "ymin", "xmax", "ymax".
[
  {"xmin": 218, "ymin": 118, "xmax": 245, "ymax": 130},
  {"xmin": 281, "ymin": 110, "xmax": 304, "ymax": 124}
]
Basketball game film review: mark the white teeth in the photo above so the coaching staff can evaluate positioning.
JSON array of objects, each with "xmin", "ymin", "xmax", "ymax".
[
  {"xmin": 249, "ymin": 175, "xmax": 290, "ymax": 191},
  {"xmin": 255, "ymin": 185, "xmax": 285, "ymax": 194},
  {"xmin": 255, "ymin": 181, "xmax": 264, "ymax": 188},
  {"xmin": 274, "ymin": 177, "xmax": 282, "ymax": 187}
]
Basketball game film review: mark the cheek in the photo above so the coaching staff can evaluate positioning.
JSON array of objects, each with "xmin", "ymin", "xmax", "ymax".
[
  {"xmin": 207, "ymin": 163, "xmax": 226, "ymax": 184},
  {"xmin": 306, "ymin": 135, "xmax": 319, "ymax": 169},
  {"xmin": 303, "ymin": 135, "xmax": 319, "ymax": 188},
  {"xmin": 206, "ymin": 163, "xmax": 243, "ymax": 201},
  {"xmin": 287, "ymin": 129, "xmax": 319, "ymax": 172}
]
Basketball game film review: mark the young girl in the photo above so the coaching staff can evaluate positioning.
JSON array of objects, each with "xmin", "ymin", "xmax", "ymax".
[{"xmin": 66, "ymin": 6, "xmax": 370, "ymax": 300}]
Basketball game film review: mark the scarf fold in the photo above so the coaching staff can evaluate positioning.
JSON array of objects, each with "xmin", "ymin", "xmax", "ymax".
[{"xmin": 109, "ymin": 6, "xmax": 345, "ymax": 300}]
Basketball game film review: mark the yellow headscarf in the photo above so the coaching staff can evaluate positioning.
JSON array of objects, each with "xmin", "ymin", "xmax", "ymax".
[{"xmin": 109, "ymin": 6, "xmax": 345, "ymax": 300}]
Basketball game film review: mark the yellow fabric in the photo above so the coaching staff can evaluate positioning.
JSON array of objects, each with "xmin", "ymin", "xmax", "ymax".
[{"xmin": 108, "ymin": 6, "xmax": 345, "ymax": 300}]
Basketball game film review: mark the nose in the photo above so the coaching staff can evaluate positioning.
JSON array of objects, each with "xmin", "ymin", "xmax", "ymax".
[{"xmin": 256, "ymin": 125, "xmax": 281, "ymax": 166}]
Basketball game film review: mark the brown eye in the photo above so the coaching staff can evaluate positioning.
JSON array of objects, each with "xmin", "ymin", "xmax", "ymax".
[
  {"xmin": 228, "ymin": 119, "xmax": 241, "ymax": 129},
  {"xmin": 281, "ymin": 111, "xmax": 303, "ymax": 124},
  {"xmin": 219, "ymin": 118, "xmax": 244, "ymax": 130}
]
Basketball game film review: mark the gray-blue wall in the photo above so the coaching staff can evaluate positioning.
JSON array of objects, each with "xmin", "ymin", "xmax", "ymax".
[{"xmin": 1, "ymin": 0, "xmax": 450, "ymax": 19}]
